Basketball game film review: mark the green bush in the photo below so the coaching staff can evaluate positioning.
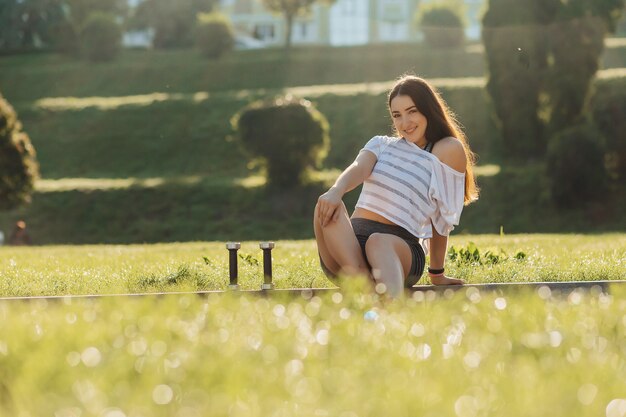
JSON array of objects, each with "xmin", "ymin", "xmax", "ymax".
[
  {"xmin": 482, "ymin": 0, "xmax": 554, "ymax": 159},
  {"xmin": 48, "ymin": 20, "xmax": 80, "ymax": 54},
  {"xmin": 419, "ymin": 6, "xmax": 465, "ymax": 48},
  {"xmin": 131, "ymin": 0, "xmax": 213, "ymax": 49},
  {"xmin": 80, "ymin": 12, "xmax": 122, "ymax": 62},
  {"xmin": 195, "ymin": 12, "xmax": 235, "ymax": 59},
  {"xmin": 233, "ymin": 96, "xmax": 330, "ymax": 187},
  {"xmin": 546, "ymin": 17, "xmax": 606, "ymax": 130},
  {"xmin": 591, "ymin": 78, "xmax": 626, "ymax": 180},
  {"xmin": 546, "ymin": 124, "xmax": 608, "ymax": 207},
  {"xmin": 0, "ymin": 94, "xmax": 39, "ymax": 210},
  {"xmin": 482, "ymin": 0, "xmax": 624, "ymax": 161}
]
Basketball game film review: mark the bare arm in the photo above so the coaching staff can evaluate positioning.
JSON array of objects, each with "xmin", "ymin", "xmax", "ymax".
[
  {"xmin": 428, "ymin": 137, "xmax": 466, "ymax": 285},
  {"xmin": 428, "ymin": 226, "xmax": 448, "ymax": 270},
  {"xmin": 426, "ymin": 222, "xmax": 466, "ymax": 285},
  {"xmin": 317, "ymin": 150, "xmax": 377, "ymax": 227},
  {"xmin": 332, "ymin": 150, "xmax": 377, "ymax": 194}
]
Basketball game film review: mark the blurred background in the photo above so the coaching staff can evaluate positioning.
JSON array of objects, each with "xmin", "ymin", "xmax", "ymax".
[{"xmin": 1, "ymin": 0, "xmax": 625, "ymax": 245}]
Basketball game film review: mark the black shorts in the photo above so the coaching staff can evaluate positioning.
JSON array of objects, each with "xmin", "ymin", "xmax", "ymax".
[{"xmin": 320, "ymin": 217, "xmax": 426, "ymax": 287}]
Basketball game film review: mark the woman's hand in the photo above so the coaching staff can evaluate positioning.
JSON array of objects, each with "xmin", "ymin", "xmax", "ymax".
[{"xmin": 317, "ymin": 187, "xmax": 343, "ymax": 227}]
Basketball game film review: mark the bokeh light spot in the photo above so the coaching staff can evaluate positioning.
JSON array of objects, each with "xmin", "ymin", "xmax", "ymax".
[
  {"xmin": 606, "ymin": 399, "xmax": 626, "ymax": 417},
  {"xmin": 577, "ymin": 384, "xmax": 598, "ymax": 405},
  {"xmin": 153, "ymin": 384, "xmax": 174, "ymax": 405},
  {"xmin": 81, "ymin": 347, "xmax": 101, "ymax": 367}
]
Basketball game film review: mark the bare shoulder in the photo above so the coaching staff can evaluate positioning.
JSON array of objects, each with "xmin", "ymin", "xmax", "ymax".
[{"xmin": 432, "ymin": 137, "xmax": 466, "ymax": 173}]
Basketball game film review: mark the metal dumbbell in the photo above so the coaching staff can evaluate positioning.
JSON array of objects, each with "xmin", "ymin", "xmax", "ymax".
[
  {"xmin": 226, "ymin": 242, "xmax": 241, "ymax": 290},
  {"xmin": 259, "ymin": 241, "xmax": 275, "ymax": 290}
]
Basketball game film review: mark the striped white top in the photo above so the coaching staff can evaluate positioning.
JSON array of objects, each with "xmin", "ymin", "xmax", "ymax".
[{"xmin": 355, "ymin": 135, "xmax": 465, "ymax": 238}]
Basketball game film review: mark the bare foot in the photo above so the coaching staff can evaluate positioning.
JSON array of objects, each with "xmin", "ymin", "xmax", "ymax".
[{"xmin": 430, "ymin": 275, "xmax": 465, "ymax": 286}]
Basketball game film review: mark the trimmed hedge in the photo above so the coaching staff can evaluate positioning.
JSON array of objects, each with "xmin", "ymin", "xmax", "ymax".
[
  {"xmin": 0, "ymin": 45, "xmax": 486, "ymax": 103},
  {"xmin": 13, "ymin": 77, "xmax": 626, "ymax": 182},
  {"xmin": 195, "ymin": 13, "xmax": 235, "ymax": 59},
  {"xmin": 591, "ymin": 77, "xmax": 626, "ymax": 180},
  {"xmin": 482, "ymin": 0, "xmax": 624, "ymax": 160},
  {"xmin": 80, "ymin": 12, "xmax": 122, "ymax": 62},
  {"xmin": 233, "ymin": 96, "xmax": 330, "ymax": 187},
  {"xmin": 0, "ymin": 94, "xmax": 39, "ymax": 210},
  {"xmin": 419, "ymin": 6, "xmax": 465, "ymax": 48},
  {"xmin": 546, "ymin": 124, "xmax": 608, "ymax": 207}
]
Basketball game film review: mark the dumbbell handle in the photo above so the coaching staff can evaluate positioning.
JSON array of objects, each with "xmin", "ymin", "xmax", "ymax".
[
  {"xmin": 229, "ymin": 249, "xmax": 238, "ymax": 286},
  {"xmin": 226, "ymin": 242, "xmax": 241, "ymax": 289},
  {"xmin": 260, "ymin": 241, "xmax": 275, "ymax": 290},
  {"xmin": 262, "ymin": 249, "xmax": 272, "ymax": 284}
]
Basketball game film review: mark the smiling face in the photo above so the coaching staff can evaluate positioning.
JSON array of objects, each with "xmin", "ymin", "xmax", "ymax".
[{"xmin": 389, "ymin": 94, "xmax": 428, "ymax": 148}]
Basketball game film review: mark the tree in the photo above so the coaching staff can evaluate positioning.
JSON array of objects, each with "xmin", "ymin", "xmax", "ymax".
[
  {"xmin": 131, "ymin": 0, "xmax": 218, "ymax": 49},
  {"xmin": 195, "ymin": 12, "xmax": 235, "ymax": 59},
  {"xmin": 482, "ymin": 0, "xmax": 625, "ymax": 160},
  {"xmin": 418, "ymin": 5, "xmax": 465, "ymax": 48},
  {"xmin": 64, "ymin": 0, "xmax": 127, "ymax": 27},
  {"xmin": 0, "ymin": 0, "xmax": 67, "ymax": 51},
  {"xmin": 0, "ymin": 95, "xmax": 39, "ymax": 211},
  {"xmin": 80, "ymin": 12, "xmax": 122, "ymax": 62},
  {"xmin": 262, "ymin": 0, "xmax": 336, "ymax": 49},
  {"xmin": 0, "ymin": 0, "xmax": 127, "ymax": 53}
]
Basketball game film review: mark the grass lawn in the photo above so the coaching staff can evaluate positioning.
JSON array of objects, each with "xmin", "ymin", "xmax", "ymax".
[
  {"xmin": 0, "ymin": 275, "xmax": 625, "ymax": 416},
  {"xmin": 0, "ymin": 236, "xmax": 624, "ymax": 416},
  {"xmin": 0, "ymin": 234, "xmax": 624, "ymax": 298}
]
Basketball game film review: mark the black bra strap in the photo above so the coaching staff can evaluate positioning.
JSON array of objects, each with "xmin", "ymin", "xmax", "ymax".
[{"xmin": 424, "ymin": 142, "xmax": 434, "ymax": 153}]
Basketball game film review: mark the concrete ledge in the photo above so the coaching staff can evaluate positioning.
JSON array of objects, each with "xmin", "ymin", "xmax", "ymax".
[{"xmin": 0, "ymin": 280, "xmax": 623, "ymax": 302}]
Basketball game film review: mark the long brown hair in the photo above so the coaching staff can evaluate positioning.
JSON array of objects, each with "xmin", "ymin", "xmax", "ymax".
[{"xmin": 388, "ymin": 75, "xmax": 479, "ymax": 205}]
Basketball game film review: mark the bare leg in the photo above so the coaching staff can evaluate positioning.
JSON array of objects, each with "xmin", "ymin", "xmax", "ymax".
[
  {"xmin": 313, "ymin": 202, "xmax": 370, "ymax": 277},
  {"xmin": 365, "ymin": 233, "xmax": 413, "ymax": 298}
]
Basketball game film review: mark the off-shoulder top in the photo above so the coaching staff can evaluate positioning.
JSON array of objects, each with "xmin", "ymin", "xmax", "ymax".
[{"xmin": 355, "ymin": 135, "xmax": 466, "ymax": 239}]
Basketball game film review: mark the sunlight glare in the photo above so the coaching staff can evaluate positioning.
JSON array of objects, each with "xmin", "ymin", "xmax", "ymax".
[
  {"xmin": 80, "ymin": 347, "xmax": 101, "ymax": 367},
  {"xmin": 494, "ymin": 297, "xmax": 507, "ymax": 310},
  {"xmin": 152, "ymin": 384, "xmax": 174, "ymax": 405},
  {"xmin": 577, "ymin": 383, "xmax": 598, "ymax": 405},
  {"xmin": 455, "ymin": 395, "xmax": 479, "ymax": 417},
  {"xmin": 606, "ymin": 399, "xmax": 626, "ymax": 417}
]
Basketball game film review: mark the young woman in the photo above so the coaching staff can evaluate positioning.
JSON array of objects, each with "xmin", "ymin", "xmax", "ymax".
[{"xmin": 314, "ymin": 75, "xmax": 479, "ymax": 298}]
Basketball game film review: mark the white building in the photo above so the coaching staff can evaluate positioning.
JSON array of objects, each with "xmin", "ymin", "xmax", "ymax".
[{"xmin": 219, "ymin": 0, "xmax": 484, "ymax": 47}]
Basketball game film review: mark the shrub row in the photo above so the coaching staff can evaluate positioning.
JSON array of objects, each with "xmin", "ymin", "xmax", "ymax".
[
  {"xmin": 3, "ymin": 78, "xmax": 626, "ymax": 242},
  {"xmin": 5, "ymin": 42, "xmax": 626, "ymax": 103},
  {"xmin": 0, "ymin": 45, "xmax": 487, "ymax": 103},
  {"xmin": 14, "ymin": 84, "xmax": 497, "ymax": 181},
  {"xmin": 16, "ymin": 76, "xmax": 626, "ymax": 181},
  {"xmin": 3, "ymin": 159, "xmax": 625, "ymax": 245}
]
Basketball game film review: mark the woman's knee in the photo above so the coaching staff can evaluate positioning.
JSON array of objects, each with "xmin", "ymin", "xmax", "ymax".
[
  {"xmin": 365, "ymin": 233, "xmax": 411, "ymax": 271},
  {"xmin": 364, "ymin": 233, "xmax": 388, "ymax": 256},
  {"xmin": 315, "ymin": 201, "xmax": 347, "ymax": 229},
  {"xmin": 313, "ymin": 202, "xmax": 323, "ymax": 226}
]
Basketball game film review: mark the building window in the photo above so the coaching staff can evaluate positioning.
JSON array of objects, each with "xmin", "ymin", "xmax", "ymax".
[
  {"xmin": 341, "ymin": 0, "xmax": 356, "ymax": 15},
  {"xmin": 254, "ymin": 24, "xmax": 275, "ymax": 40}
]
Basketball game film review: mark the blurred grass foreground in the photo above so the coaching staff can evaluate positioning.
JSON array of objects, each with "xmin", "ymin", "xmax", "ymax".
[{"xmin": 1, "ymin": 284, "xmax": 626, "ymax": 416}]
